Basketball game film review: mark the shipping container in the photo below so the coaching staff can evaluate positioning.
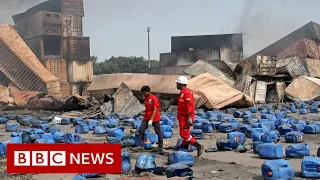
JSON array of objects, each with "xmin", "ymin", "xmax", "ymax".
[
  {"xmin": 220, "ymin": 47, "xmax": 233, "ymax": 63},
  {"xmin": 195, "ymin": 49, "xmax": 219, "ymax": 61},
  {"xmin": 12, "ymin": 0, "xmax": 84, "ymax": 24},
  {"xmin": 176, "ymin": 52, "xmax": 194, "ymax": 66},
  {"xmin": 62, "ymin": 15, "xmax": 83, "ymax": 37},
  {"xmin": 285, "ymin": 57, "xmax": 308, "ymax": 78},
  {"xmin": 257, "ymin": 56, "xmax": 276, "ymax": 76},
  {"xmin": 255, "ymin": 81, "xmax": 267, "ymax": 104},
  {"xmin": 160, "ymin": 52, "xmax": 177, "ymax": 67},
  {"xmin": 14, "ymin": 11, "xmax": 63, "ymax": 40},
  {"xmin": 276, "ymin": 82, "xmax": 286, "ymax": 102},
  {"xmin": 301, "ymin": 58, "xmax": 320, "ymax": 78},
  {"xmin": 68, "ymin": 60, "xmax": 93, "ymax": 83},
  {"xmin": 45, "ymin": 59, "xmax": 68, "ymax": 82},
  {"xmin": 60, "ymin": 81, "xmax": 70, "ymax": 96},
  {"xmin": 67, "ymin": 37, "xmax": 90, "ymax": 61}
]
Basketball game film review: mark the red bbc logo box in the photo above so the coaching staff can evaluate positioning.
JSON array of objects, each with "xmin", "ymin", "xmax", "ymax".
[{"xmin": 6, "ymin": 144, "xmax": 122, "ymax": 174}]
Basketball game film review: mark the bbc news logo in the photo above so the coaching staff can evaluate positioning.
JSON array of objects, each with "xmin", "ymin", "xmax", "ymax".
[{"xmin": 7, "ymin": 144, "xmax": 121, "ymax": 173}]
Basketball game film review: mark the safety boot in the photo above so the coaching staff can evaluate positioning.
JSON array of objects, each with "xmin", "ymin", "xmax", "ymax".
[{"xmin": 193, "ymin": 141, "xmax": 204, "ymax": 156}]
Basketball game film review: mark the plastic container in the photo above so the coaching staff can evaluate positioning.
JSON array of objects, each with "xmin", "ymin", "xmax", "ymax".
[
  {"xmin": 31, "ymin": 120, "xmax": 43, "ymax": 128},
  {"xmin": 251, "ymin": 132, "xmax": 264, "ymax": 142},
  {"xmin": 61, "ymin": 118, "xmax": 71, "ymax": 125},
  {"xmin": 249, "ymin": 106, "xmax": 258, "ymax": 113},
  {"xmin": 253, "ymin": 141, "xmax": 264, "ymax": 153},
  {"xmin": 275, "ymin": 111, "xmax": 287, "ymax": 120},
  {"xmin": 303, "ymin": 123, "xmax": 320, "ymax": 134},
  {"xmin": 11, "ymin": 132, "xmax": 22, "ymax": 137},
  {"xmin": 106, "ymin": 137, "xmax": 122, "ymax": 146},
  {"xmin": 190, "ymin": 129, "xmax": 204, "ymax": 139},
  {"xmin": 64, "ymin": 133, "xmax": 82, "ymax": 143},
  {"xmin": 299, "ymin": 108, "xmax": 308, "ymax": 115},
  {"xmin": 93, "ymin": 126, "xmax": 106, "ymax": 135},
  {"xmin": 168, "ymin": 151, "xmax": 194, "ymax": 167},
  {"xmin": 41, "ymin": 133, "xmax": 53, "ymax": 139},
  {"xmin": 6, "ymin": 123, "xmax": 19, "ymax": 132},
  {"xmin": 261, "ymin": 131, "xmax": 280, "ymax": 143},
  {"xmin": 193, "ymin": 123, "xmax": 202, "ymax": 130},
  {"xmin": 123, "ymin": 119, "xmax": 135, "ymax": 126},
  {"xmin": 175, "ymin": 139, "xmax": 195, "ymax": 152},
  {"xmin": 20, "ymin": 118, "xmax": 32, "ymax": 126},
  {"xmin": 251, "ymin": 123, "xmax": 271, "ymax": 133},
  {"xmin": 310, "ymin": 106, "xmax": 319, "ymax": 113},
  {"xmin": 261, "ymin": 159, "xmax": 294, "ymax": 180},
  {"xmin": 53, "ymin": 132, "xmax": 65, "ymax": 143},
  {"xmin": 75, "ymin": 124, "xmax": 89, "ymax": 134},
  {"xmin": 135, "ymin": 154, "xmax": 156, "ymax": 172},
  {"xmin": 201, "ymin": 122, "xmax": 214, "ymax": 133},
  {"xmin": 48, "ymin": 124, "xmax": 60, "ymax": 133},
  {"xmin": 285, "ymin": 131, "xmax": 304, "ymax": 143},
  {"xmin": 0, "ymin": 142, "xmax": 6, "ymax": 156},
  {"xmin": 242, "ymin": 115, "xmax": 253, "ymax": 124},
  {"xmin": 161, "ymin": 125, "xmax": 173, "ymax": 138},
  {"xmin": 216, "ymin": 139, "xmax": 238, "ymax": 151},
  {"xmin": 290, "ymin": 107, "xmax": 297, "ymax": 113},
  {"xmin": 227, "ymin": 132, "xmax": 246, "ymax": 145},
  {"xmin": 301, "ymin": 156, "xmax": 320, "ymax": 178},
  {"xmin": 0, "ymin": 117, "xmax": 8, "ymax": 124},
  {"xmin": 122, "ymin": 134, "xmax": 136, "ymax": 147},
  {"xmin": 218, "ymin": 123, "xmax": 238, "ymax": 133},
  {"xmin": 277, "ymin": 124, "xmax": 293, "ymax": 135},
  {"xmin": 165, "ymin": 163, "xmax": 193, "ymax": 178},
  {"xmin": 239, "ymin": 124, "xmax": 250, "ymax": 136},
  {"xmin": 38, "ymin": 124, "xmax": 49, "ymax": 131},
  {"xmin": 257, "ymin": 143, "xmax": 283, "ymax": 159},
  {"xmin": 248, "ymin": 128, "xmax": 264, "ymax": 138},
  {"xmin": 285, "ymin": 143, "xmax": 310, "ymax": 158},
  {"xmin": 121, "ymin": 152, "xmax": 132, "ymax": 173},
  {"xmin": 8, "ymin": 136, "xmax": 22, "ymax": 144},
  {"xmin": 85, "ymin": 119, "xmax": 100, "ymax": 130},
  {"xmin": 233, "ymin": 111, "xmax": 243, "ymax": 118},
  {"xmin": 34, "ymin": 139, "xmax": 55, "ymax": 144}
]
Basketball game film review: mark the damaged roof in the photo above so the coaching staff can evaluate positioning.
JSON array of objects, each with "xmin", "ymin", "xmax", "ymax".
[
  {"xmin": 184, "ymin": 60, "xmax": 235, "ymax": 86},
  {"xmin": 188, "ymin": 73, "xmax": 254, "ymax": 109},
  {"xmin": 87, "ymin": 73, "xmax": 190, "ymax": 98}
]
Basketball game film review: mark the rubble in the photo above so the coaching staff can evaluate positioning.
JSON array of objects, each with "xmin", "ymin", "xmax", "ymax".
[
  {"xmin": 184, "ymin": 60, "xmax": 235, "ymax": 86},
  {"xmin": 188, "ymin": 73, "xmax": 254, "ymax": 109},
  {"xmin": 285, "ymin": 76, "xmax": 320, "ymax": 101}
]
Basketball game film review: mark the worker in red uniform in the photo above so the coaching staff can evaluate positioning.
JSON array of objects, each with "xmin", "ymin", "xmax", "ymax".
[
  {"xmin": 139, "ymin": 86, "xmax": 164, "ymax": 154},
  {"xmin": 176, "ymin": 76, "xmax": 204, "ymax": 156}
]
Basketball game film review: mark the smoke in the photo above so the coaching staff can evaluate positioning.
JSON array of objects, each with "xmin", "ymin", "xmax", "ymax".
[
  {"xmin": 237, "ymin": 0, "xmax": 316, "ymax": 58},
  {"xmin": 0, "ymin": 0, "xmax": 46, "ymax": 24}
]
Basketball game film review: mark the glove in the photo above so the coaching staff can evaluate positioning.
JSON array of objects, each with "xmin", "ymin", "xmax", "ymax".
[
  {"xmin": 148, "ymin": 120, "xmax": 153, "ymax": 126},
  {"xmin": 188, "ymin": 118, "xmax": 193, "ymax": 126}
]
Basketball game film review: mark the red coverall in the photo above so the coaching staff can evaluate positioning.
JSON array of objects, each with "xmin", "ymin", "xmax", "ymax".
[{"xmin": 177, "ymin": 88, "xmax": 196, "ymax": 146}]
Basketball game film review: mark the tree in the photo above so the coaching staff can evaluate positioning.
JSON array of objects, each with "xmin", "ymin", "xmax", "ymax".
[{"xmin": 92, "ymin": 56, "xmax": 160, "ymax": 75}]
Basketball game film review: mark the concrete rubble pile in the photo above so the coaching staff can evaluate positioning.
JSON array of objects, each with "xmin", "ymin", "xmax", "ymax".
[
  {"xmin": 234, "ymin": 21, "xmax": 320, "ymax": 104},
  {"xmin": 0, "ymin": 85, "xmax": 91, "ymax": 111}
]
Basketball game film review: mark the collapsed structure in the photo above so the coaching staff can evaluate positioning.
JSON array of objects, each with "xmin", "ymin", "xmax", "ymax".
[{"xmin": 11, "ymin": 0, "xmax": 92, "ymax": 96}]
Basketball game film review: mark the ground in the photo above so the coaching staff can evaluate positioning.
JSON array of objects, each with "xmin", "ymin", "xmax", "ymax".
[{"xmin": 0, "ymin": 108, "xmax": 319, "ymax": 180}]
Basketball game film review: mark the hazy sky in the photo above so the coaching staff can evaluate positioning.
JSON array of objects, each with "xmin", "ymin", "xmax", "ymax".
[{"xmin": 1, "ymin": 0, "xmax": 320, "ymax": 61}]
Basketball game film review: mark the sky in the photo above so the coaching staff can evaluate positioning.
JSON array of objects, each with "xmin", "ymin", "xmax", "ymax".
[{"xmin": 1, "ymin": 0, "xmax": 320, "ymax": 62}]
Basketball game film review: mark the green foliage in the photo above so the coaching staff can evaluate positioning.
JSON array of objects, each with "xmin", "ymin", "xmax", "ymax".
[{"xmin": 92, "ymin": 56, "xmax": 160, "ymax": 75}]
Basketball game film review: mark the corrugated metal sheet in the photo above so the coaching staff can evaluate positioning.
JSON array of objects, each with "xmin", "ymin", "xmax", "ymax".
[
  {"xmin": 45, "ymin": 59, "xmax": 68, "ymax": 82},
  {"xmin": 68, "ymin": 60, "xmax": 93, "ymax": 83},
  {"xmin": 60, "ymin": 81, "xmax": 70, "ymax": 96},
  {"xmin": 196, "ymin": 49, "xmax": 219, "ymax": 61},
  {"xmin": 187, "ymin": 73, "xmax": 254, "ymax": 109},
  {"xmin": 87, "ymin": 74, "xmax": 188, "ymax": 100},
  {"xmin": 243, "ymin": 76, "xmax": 253, "ymax": 96},
  {"xmin": 184, "ymin": 60, "xmax": 235, "ymax": 86},
  {"xmin": 285, "ymin": 76, "xmax": 320, "ymax": 101},
  {"xmin": 207, "ymin": 60, "xmax": 237, "ymax": 80},
  {"xmin": 276, "ymin": 82, "xmax": 286, "ymax": 102},
  {"xmin": 176, "ymin": 52, "xmax": 194, "ymax": 66},
  {"xmin": 277, "ymin": 38, "xmax": 320, "ymax": 60},
  {"xmin": 0, "ymin": 25, "xmax": 60, "ymax": 93},
  {"xmin": 61, "ymin": 0, "xmax": 84, "ymax": 17},
  {"xmin": 67, "ymin": 37, "xmax": 89, "ymax": 61},
  {"xmin": 249, "ymin": 80, "xmax": 257, "ymax": 100},
  {"xmin": 160, "ymin": 52, "xmax": 177, "ymax": 67},
  {"xmin": 254, "ymin": 81, "xmax": 267, "ymax": 104},
  {"xmin": 285, "ymin": 57, "xmax": 308, "ymax": 78},
  {"xmin": 301, "ymin": 58, "xmax": 320, "ymax": 78},
  {"xmin": 234, "ymin": 74, "xmax": 253, "ymax": 92},
  {"xmin": 220, "ymin": 47, "xmax": 233, "ymax": 63}
]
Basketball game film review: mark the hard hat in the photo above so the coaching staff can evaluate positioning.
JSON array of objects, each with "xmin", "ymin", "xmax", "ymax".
[{"xmin": 175, "ymin": 76, "xmax": 188, "ymax": 85}]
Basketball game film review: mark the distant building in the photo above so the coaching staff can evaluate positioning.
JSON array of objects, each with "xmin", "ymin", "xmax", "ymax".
[{"xmin": 12, "ymin": 0, "xmax": 92, "ymax": 96}]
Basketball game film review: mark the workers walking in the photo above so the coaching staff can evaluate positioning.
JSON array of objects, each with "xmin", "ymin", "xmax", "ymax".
[
  {"xmin": 139, "ymin": 86, "xmax": 164, "ymax": 154},
  {"xmin": 176, "ymin": 76, "xmax": 204, "ymax": 156}
]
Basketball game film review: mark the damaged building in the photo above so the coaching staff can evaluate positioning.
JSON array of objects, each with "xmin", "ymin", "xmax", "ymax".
[
  {"xmin": 234, "ymin": 21, "xmax": 320, "ymax": 104},
  {"xmin": 11, "ymin": 0, "xmax": 93, "ymax": 96}
]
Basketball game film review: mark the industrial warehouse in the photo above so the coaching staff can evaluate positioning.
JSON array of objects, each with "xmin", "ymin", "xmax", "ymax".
[{"xmin": 0, "ymin": 0, "xmax": 320, "ymax": 180}]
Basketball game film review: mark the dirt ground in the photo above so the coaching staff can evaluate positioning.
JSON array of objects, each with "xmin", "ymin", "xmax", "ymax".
[{"xmin": 0, "ymin": 108, "xmax": 319, "ymax": 180}]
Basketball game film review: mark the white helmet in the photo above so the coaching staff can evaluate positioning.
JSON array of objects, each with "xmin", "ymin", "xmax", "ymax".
[{"xmin": 176, "ymin": 76, "xmax": 188, "ymax": 85}]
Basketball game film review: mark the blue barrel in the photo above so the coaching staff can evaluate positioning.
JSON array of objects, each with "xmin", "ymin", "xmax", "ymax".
[
  {"xmin": 261, "ymin": 131, "xmax": 280, "ymax": 143},
  {"xmin": 285, "ymin": 144, "xmax": 310, "ymax": 158},
  {"xmin": 251, "ymin": 132, "xmax": 264, "ymax": 142},
  {"xmin": 53, "ymin": 132, "xmax": 65, "ymax": 143},
  {"xmin": 148, "ymin": 133, "xmax": 158, "ymax": 144},
  {"xmin": 0, "ymin": 117, "xmax": 8, "ymax": 124},
  {"xmin": 161, "ymin": 125, "xmax": 173, "ymax": 138},
  {"xmin": 38, "ymin": 124, "xmax": 49, "ymax": 131},
  {"xmin": 108, "ymin": 128, "xmax": 124, "ymax": 140},
  {"xmin": 123, "ymin": 119, "xmax": 135, "ymax": 126},
  {"xmin": 258, "ymin": 143, "xmax": 283, "ymax": 159},
  {"xmin": 227, "ymin": 132, "xmax": 245, "ymax": 145},
  {"xmin": 85, "ymin": 119, "xmax": 100, "ymax": 130},
  {"xmin": 0, "ymin": 142, "xmax": 6, "ymax": 156},
  {"xmin": 61, "ymin": 118, "xmax": 71, "ymax": 125},
  {"xmin": 239, "ymin": 124, "xmax": 249, "ymax": 136},
  {"xmin": 64, "ymin": 133, "xmax": 82, "ymax": 143},
  {"xmin": 251, "ymin": 123, "xmax": 271, "ymax": 133},
  {"xmin": 290, "ymin": 107, "xmax": 297, "ymax": 113},
  {"xmin": 277, "ymin": 124, "xmax": 293, "ymax": 135},
  {"xmin": 218, "ymin": 123, "xmax": 238, "ymax": 133},
  {"xmin": 48, "ymin": 124, "xmax": 60, "ymax": 133},
  {"xmin": 193, "ymin": 123, "xmax": 202, "ymax": 130},
  {"xmin": 303, "ymin": 123, "xmax": 320, "ymax": 134},
  {"xmin": 285, "ymin": 131, "xmax": 304, "ymax": 143},
  {"xmin": 121, "ymin": 152, "xmax": 131, "ymax": 173},
  {"xmin": 75, "ymin": 124, "xmax": 89, "ymax": 134},
  {"xmin": 34, "ymin": 139, "xmax": 55, "ymax": 144},
  {"xmin": 6, "ymin": 123, "xmax": 19, "ymax": 132},
  {"xmin": 201, "ymin": 122, "xmax": 214, "ymax": 133},
  {"xmin": 276, "ymin": 112, "xmax": 287, "ymax": 120},
  {"xmin": 301, "ymin": 156, "xmax": 320, "ymax": 178},
  {"xmin": 168, "ymin": 151, "xmax": 194, "ymax": 167},
  {"xmin": 299, "ymin": 108, "xmax": 308, "ymax": 115},
  {"xmin": 261, "ymin": 159, "xmax": 294, "ymax": 180},
  {"xmin": 242, "ymin": 115, "xmax": 253, "ymax": 123},
  {"xmin": 249, "ymin": 106, "xmax": 258, "ymax": 113},
  {"xmin": 190, "ymin": 129, "xmax": 204, "ymax": 139},
  {"xmin": 233, "ymin": 111, "xmax": 243, "ymax": 118},
  {"xmin": 253, "ymin": 141, "xmax": 264, "ymax": 153}
]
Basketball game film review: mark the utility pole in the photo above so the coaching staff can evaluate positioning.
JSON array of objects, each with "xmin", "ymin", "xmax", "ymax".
[{"xmin": 147, "ymin": 27, "xmax": 151, "ymax": 68}]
